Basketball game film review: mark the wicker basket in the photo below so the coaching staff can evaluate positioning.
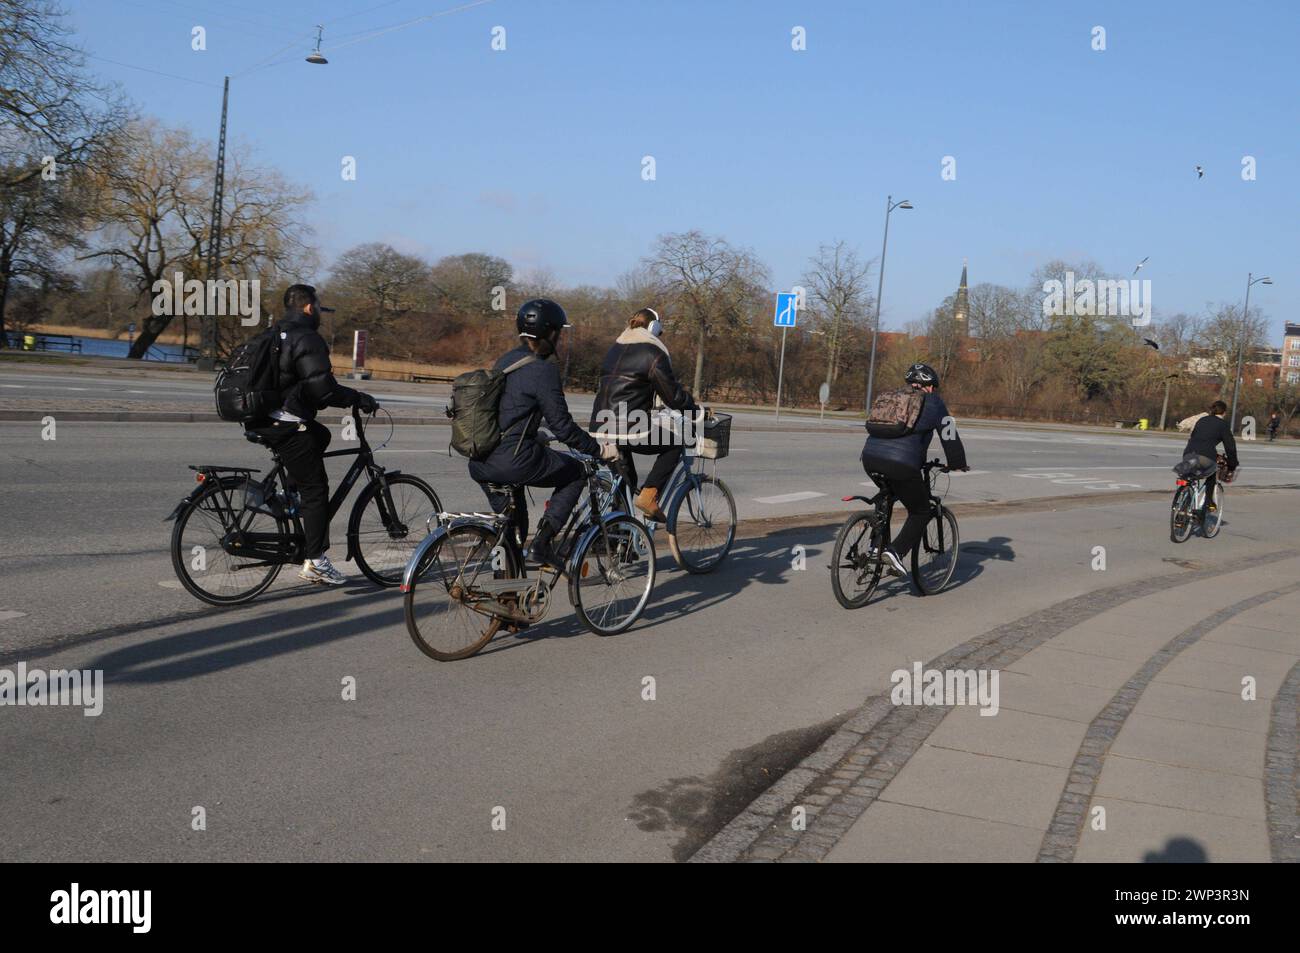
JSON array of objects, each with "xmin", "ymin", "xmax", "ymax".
[{"xmin": 696, "ymin": 413, "xmax": 732, "ymax": 460}]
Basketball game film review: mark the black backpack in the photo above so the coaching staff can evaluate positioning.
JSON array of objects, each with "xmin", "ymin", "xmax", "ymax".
[
  {"xmin": 447, "ymin": 355, "xmax": 536, "ymax": 460},
  {"xmin": 215, "ymin": 327, "xmax": 282, "ymax": 422}
]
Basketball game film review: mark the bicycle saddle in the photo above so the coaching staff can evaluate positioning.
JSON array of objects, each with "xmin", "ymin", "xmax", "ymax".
[
  {"xmin": 485, "ymin": 482, "xmax": 520, "ymax": 494},
  {"xmin": 244, "ymin": 431, "xmax": 270, "ymax": 445}
]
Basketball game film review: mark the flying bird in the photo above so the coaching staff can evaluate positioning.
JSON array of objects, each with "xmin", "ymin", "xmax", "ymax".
[
  {"xmin": 1195, "ymin": 165, "xmax": 1204, "ymax": 178},
  {"xmin": 1133, "ymin": 256, "xmax": 1149, "ymax": 275},
  {"xmin": 1143, "ymin": 338, "xmax": 1160, "ymax": 350}
]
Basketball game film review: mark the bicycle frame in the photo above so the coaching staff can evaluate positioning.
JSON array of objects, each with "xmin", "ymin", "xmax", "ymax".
[
  {"xmin": 400, "ymin": 462, "xmax": 624, "ymax": 623},
  {"xmin": 167, "ymin": 411, "xmax": 406, "ymax": 567}
]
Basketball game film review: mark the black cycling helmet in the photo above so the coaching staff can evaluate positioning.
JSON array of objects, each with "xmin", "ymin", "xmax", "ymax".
[
  {"xmin": 905, "ymin": 362, "xmax": 939, "ymax": 387},
  {"xmin": 516, "ymin": 298, "xmax": 570, "ymax": 340}
]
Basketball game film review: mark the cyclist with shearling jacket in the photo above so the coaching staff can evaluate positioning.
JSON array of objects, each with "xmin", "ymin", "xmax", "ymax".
[{"xmin": 590, "ymin": 308, "xmax": 700, "ymax": 521}]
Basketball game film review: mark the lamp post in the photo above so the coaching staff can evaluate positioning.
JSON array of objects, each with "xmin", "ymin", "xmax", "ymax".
[
  {"xmin": 865, "ymin": 195, "xmax": 912, "ymax": 411},
  {"xmin": 1229, "ymin": 273, "xmax": 1272, "ymax": 431}
]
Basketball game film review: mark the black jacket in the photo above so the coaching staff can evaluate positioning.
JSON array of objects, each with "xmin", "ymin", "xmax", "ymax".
[
  {"xmin": 469, "ymin": 346, "xmax": 600, "ymax": 482},
  {"xmin": 270, "ymin": 310, "xmax": 359, "ymax": 421},
  {"xmin": 861, "ymin": 390, "xmax": 968, "ymax": 471},
  {"xmin": 590, "ymin": 328, "xmax": 697, "ymax": 432},
  {"xmin": 1184, "ymin": 413, "xmax": 1238, "ymax": 469}
]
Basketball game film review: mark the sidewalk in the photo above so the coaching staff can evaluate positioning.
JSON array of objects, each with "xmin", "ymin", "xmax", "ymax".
[{"xmin": 692, "ymin": 551, "xmax": 1300, "ymax": 863}]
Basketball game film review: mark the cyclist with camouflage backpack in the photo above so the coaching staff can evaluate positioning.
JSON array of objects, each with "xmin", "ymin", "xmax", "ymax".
[{"xmin": 861, "ymin": 362, "xmax": 968, "ymax": 579}]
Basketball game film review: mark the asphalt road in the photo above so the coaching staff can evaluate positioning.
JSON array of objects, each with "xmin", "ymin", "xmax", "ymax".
[{"xmin": 2, "ymin": 366, "xmax": 1298, "ymax": 862}]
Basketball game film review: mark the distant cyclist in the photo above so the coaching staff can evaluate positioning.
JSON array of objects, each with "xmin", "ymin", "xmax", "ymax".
[
  {"xmin": 861, "ymin": 363, "xmax": 968, "ymax": 579},
  {"xmin": 1268, "ymin": 411, "xmax": 1280, "ymax": 442},
  {"xmin": 1178, "ymin": 400, "xmax": 1238, "ymax": 517}
]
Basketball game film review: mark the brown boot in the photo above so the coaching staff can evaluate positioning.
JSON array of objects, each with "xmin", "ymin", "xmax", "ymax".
[{"xmin": 634, "ymin": 487, "xmax": 666, "ymax": 522}]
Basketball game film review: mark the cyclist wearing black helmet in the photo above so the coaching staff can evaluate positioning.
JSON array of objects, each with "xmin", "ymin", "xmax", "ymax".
[
  {"xmin": 468, "ymin": 298, "xmax": 619, "ymax": 567},
  {"xmin": 861, "ymin": 362, "xmax": 968, "ymax": 580}
]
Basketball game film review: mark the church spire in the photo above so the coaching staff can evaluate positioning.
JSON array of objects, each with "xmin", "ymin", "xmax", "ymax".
[{"xmin": 954, "ymin": 258, "xmax": 969, "ymax": 334}]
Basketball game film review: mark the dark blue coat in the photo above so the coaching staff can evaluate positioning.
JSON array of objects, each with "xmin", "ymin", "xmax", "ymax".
[
  {"xmin": 468, "ymin": 346, "xmax": 600, "ymax": 484},
  {"xmin": 861, "ymin": 391, "xmax": 968, "ymax": 471}
]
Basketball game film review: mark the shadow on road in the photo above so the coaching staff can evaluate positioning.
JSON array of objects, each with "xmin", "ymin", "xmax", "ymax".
[{"xmin": 84, "ymin": 529, "xmax": 1019, "ymax": 680}]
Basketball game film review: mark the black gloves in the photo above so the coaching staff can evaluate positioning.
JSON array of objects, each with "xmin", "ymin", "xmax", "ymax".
[{"xmin": 355, "ymin": 393, "xmax": 379, "ymax": 415}]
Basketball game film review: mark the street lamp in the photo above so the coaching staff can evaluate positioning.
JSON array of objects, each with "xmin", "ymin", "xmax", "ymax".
[
  {"xmin": 1229, "ymin": 273, "xmax": 1272, "ymax": 431},
  {"xmin": 865, "ymin": 196, "xmax": 912, "ymax": 411}
]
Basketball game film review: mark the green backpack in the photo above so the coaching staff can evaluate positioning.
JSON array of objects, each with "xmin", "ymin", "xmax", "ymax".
[{"xmin": 447, "ymin": 355, "xmax": 536, "ymax": 460}]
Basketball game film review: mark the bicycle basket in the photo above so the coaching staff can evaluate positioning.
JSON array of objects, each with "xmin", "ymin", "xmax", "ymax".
[
  {"xmin": 696, "ymin": 413, "xmax": 732, "ymax": 460},
  {"xmin": 1217, "ymin": 455, "xmax": 1238, "ymax": 483}
]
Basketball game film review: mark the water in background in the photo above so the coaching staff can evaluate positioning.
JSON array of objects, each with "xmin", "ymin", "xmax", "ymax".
[{"xmin": 7, "ymin": 332, "xmax": 192, "ymax": 362}]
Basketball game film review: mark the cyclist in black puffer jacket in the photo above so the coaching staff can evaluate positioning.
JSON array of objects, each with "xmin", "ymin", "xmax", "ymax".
[{"xmin": 246, "ymin": 284, "xmax": 378, "ymax": 586}]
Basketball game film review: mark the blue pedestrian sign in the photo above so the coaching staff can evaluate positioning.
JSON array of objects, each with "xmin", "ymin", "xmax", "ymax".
[{"xmin": 774, "ymin": 292, "xmax": 798, "ymax": 327}]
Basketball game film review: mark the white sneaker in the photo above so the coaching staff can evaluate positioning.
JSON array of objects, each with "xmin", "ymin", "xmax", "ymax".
[
  {"xmin": 299, "ymin": 556, "xmax": 347, "ymax": 586},
  {"xmin": 880, "ymin": 548, "xmax": 908, "ymax": 577}
]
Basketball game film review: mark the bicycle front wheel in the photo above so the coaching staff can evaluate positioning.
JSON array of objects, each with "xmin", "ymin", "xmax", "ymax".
[
  {"xmin": 170, "ymin": 479, "xmax": 287, "ymax": 606},
  {"xmin": 351, "ymin": 474, "xmax": 443, "ymax": 586},
  {"xmin": 667, "ymin": 475, "xmax": 736, "ymax": 573},
  {"xmin": 571, "ymin": 515, "xmax": 656, "ymax": 635},
  {"xmin": 405, "ymin": 525, "xmax": 514, "ymax": 661},
  {"xmin": 831, "ymin": 512, "xmax": 884, "ymax": 609},
  {"xmin": 1170, "ymin": 487, "xmax": 1194, "ymax": 543},
  {"xmin": 1202, "ymin": 484, "xmax": 1224, "ymax": 538},
  {"xmin": 912, "ymin": 506, "xmax": 959, "ymax": 596}
]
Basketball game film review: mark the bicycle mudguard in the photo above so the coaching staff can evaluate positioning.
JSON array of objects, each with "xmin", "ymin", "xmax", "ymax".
[
  {"xmin": 163, "ymin": 474, "xmax": 241, "ymax": 522},
  {"xmin": 398, "ymin": 525, "xmax": 451, "ymax": 593}
]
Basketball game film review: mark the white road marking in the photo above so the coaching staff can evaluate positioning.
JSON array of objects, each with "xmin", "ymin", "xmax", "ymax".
[
  {"xmin": 753, "ymin": 491, "xmax": 827, "ymax": 505},
  {"xmin": 0, "ymin": 384, "xmax": 26, "ymax": 388},
  {"xmin": 158, "ymin": 580, "xmax": 184, "ymax": 589},
  {"xmin": 0, "ymin": 609, "xmax": 29, "ymax": 622}
]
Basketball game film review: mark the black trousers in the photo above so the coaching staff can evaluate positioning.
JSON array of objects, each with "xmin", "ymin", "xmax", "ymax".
[
  {"xmin": 619, "ymin": 444, "xmax": 682, "ymax": 492},
  {"xmin": 862, "ymin": 455, "xmax": 930, "ymax": 557},
  {"xmin": 264, "ymin": 420, "xmax": 333, "ymax": 560}
]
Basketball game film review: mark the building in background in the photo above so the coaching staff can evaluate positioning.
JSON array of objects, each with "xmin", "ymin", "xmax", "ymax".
[{"xmin": 1283, "ymin": 323, "xmax": 1300, "ymax": 386}]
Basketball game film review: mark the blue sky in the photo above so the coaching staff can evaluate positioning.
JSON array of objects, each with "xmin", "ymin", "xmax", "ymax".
[{"xmin": 70, "ymin": 0, "xmax": 1297, "ymax": 340}]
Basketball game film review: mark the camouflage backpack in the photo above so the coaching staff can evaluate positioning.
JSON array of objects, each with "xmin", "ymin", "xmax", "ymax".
[{"xmin": 865, "ymin": 387, "xmax": 926, "ymax": 438}]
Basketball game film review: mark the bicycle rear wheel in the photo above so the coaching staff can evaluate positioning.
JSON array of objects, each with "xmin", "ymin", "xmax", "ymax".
[
  {"xmin": 1201, "ymin": 484, "xmax": 1224, "ymax": 538},
  {"xmin": 667, "ymin": 475, "xmax": 736, "ymax": 573},
  {"xmin": 831, "ymin": 511, "xmax": 884, "ymax": 609},
  {"xmin": 404, "ymin": 525, "xmax": 516, "ymax": 661},
  {"xmin": 1170, "ymin": 487, "xmax": 1194, "ymax": 543},
  {"xmin": 171, "ymin": 479, "xmax": 287, "ymax": 606},
  {"xmin": 571, "ymin": 515, "xmax": 656, "ymax": 635},
  {"xmin": 912, "ymin": 506, "xmax": 959, "ymax": 596},
  {"xmin": 351, "ymin": 474, "xmax": 442, "ymax": 586}
]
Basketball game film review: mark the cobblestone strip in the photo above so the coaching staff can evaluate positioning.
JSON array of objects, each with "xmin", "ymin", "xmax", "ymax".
[
  {"xmin": 1037, "ymin": 582, "xmax": 1300, "ymax": 863},
  {"xmin": 1266, "ymin": 658, "xmax": 1300, "ymax": 863},
  {"xmin": 689, "ymin": 549, "xmax": 1292, "ymax": 864}
]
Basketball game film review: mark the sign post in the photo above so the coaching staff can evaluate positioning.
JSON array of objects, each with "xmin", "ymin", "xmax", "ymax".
[
  {"xmin": 819, "ymin": 381, "xmax": 830, "ymax": 421},
  {"xmin": 773, "ymin": 292, "xmax": 798, "ymax": 421},
  {"xmin": 352, "ymin": 330, "xmax": 368, "ymax": 380}
]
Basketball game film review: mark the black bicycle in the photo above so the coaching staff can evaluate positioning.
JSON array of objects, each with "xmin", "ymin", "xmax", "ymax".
[
  {"xmin": 166, "ymin": 407, "xmax": 442, "ymax": 605},
  {"xmin": 402, "ymin": 453, "xmax": 656, "ymax": 661},
  {"xmin": 831, "ymin": 458, "xmax": 960, "ymax": 608}
]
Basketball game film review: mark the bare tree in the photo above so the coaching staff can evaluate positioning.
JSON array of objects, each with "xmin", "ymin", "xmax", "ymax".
[
  {"xmin": 0, "ymin": 1, "xmax": 129, "ymax": 190},
  {"xmin": 801, "ymin": 240, "xmax": 873, "ymax": 385},
  {"xmin": 81, "ymin": 121, "xmax": 313, "ymax": 357},
  {"xmin": 428, "ymin": 252, "xmax": 513, "ymax": 351},
  {"xmin": 327, "ymin": 242, "xmax": 431, "ymax": 357},
  {"xmin": 642, "ymin": 230, "xmax": 769, "ymax": 395}
]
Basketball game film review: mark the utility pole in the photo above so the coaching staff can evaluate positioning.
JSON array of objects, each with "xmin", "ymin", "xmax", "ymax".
[
  {"xmin": 198, "ymin": 76, "xmax": 230, "ymax": 372},
  {"xmin": 865, "ymin": 196, "xmax": 911, "ymax": 411},
  {"xmin": 1229, "ymin": 272, "xmax": 1272, "ymax": 431}
]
